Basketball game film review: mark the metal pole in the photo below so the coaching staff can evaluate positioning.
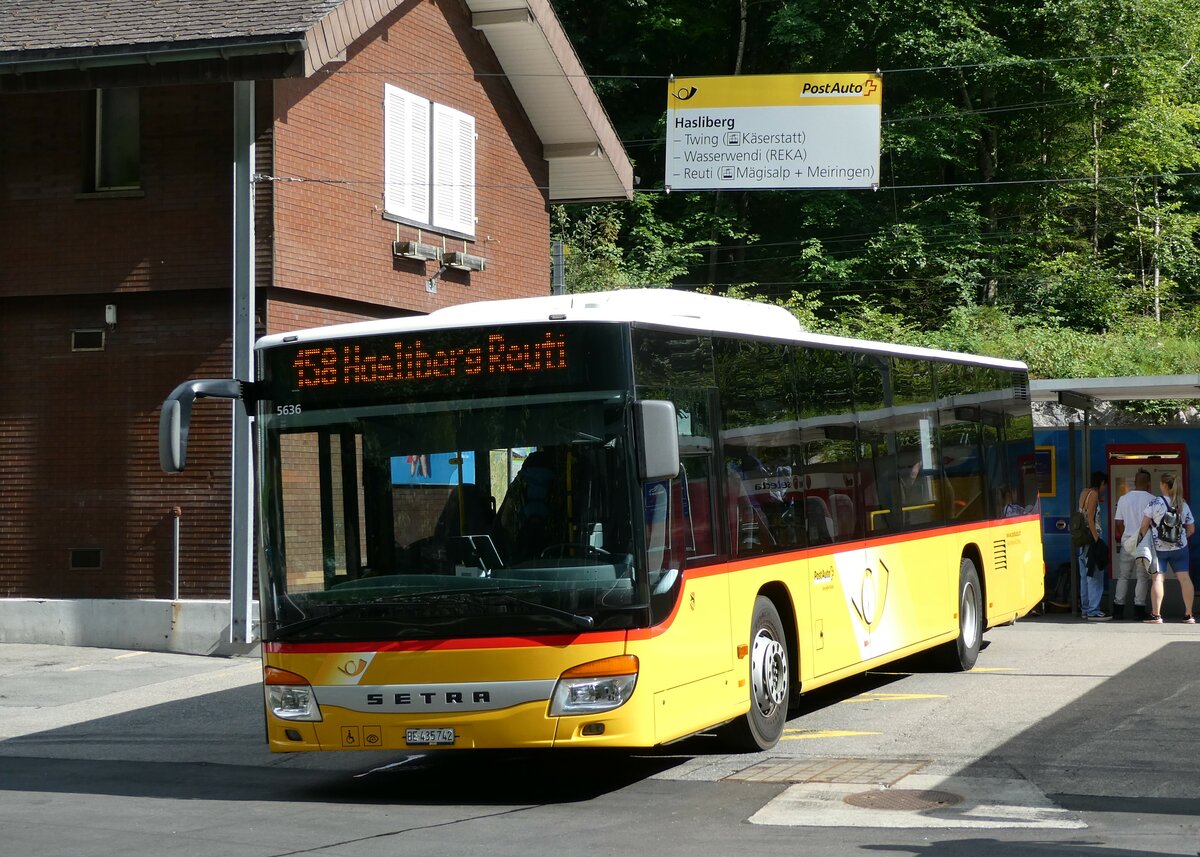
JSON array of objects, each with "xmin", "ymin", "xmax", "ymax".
[
  {"xmin": 1068, "ymin": 422, "xmax": 1079, "ymax": 617},
  {"xmin": 551, "ymin": 239, "xmax": 565, "ymax": 295},
  {"xmin": 171, "ymin": 506, "xmax": 182, "ymax": 601},
  {"xmin": 230, "ymin": 80, "xmax": 256, "ymax": 644}
]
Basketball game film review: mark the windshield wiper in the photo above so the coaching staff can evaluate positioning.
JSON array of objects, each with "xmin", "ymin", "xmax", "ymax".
[
  {"xmin": 468, "ymin": 591, "xmax": 595, "ymax": 630},
  {"xmin": 273, "ymin": 584, "xmax": 595, "ymax": 635},
  {"xmin": 272, "ymin": 605, "xmax": 440, "ymax": 637},
  {"xmin": 379, "ymin": 586, "xmax": 595, "ymax": 630}
]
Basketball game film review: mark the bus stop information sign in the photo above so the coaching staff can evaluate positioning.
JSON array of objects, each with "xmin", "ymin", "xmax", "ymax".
[{"xmin": 665, "ymin": 73, "xmax": 882, "ymax": 192}]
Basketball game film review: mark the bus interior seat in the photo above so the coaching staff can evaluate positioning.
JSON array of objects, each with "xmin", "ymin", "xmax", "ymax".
[
  {"xmin": 805, "ymin": 496, "xmax": 835, "ymax": 545},
  {"xmin": 831, "ymin": 493, "xmax": 856, "ymax": 538}
]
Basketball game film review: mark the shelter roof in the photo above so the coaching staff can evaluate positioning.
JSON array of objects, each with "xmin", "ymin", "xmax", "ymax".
[{"xmin": 1031, "ymin": 375, "xmax": 1200, "ymax": 405}]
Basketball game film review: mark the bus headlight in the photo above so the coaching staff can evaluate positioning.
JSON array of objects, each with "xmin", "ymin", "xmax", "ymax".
[
  {"xmin": 264, "ymin": 667, "xmax": 322, "ymax": 722},
  {"xmin": 549, "ymin": 655, "xmax": 638, "ymax": 716}
]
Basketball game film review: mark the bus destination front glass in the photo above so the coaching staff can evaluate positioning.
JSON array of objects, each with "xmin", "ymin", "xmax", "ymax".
[{"xmin": 256, "ymin": 323, "xmax": 653, "ymax": 643}]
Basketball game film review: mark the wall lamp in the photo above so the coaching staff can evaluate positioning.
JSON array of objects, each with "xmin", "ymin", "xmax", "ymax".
[{"xmin": 104, "ymin": 304, "xmax": 117, "ymax": 330}]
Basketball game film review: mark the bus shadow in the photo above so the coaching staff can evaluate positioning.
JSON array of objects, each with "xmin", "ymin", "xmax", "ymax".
[
  {"xmin": 0, "ymin": 641, "xmax": 993, "ymax": 806},
  {"xmin": 0, "ymin": 684, "xmax": 687, "ymax": 806}
]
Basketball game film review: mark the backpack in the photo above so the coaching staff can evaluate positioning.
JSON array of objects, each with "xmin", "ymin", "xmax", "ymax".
[
  {"xmin": 1158, "ymin": 503, "xmax": 1182, "ymax": 545},
  {"xmin": 1070, "ymin": 489, "xmax": 1096, "ymax": 548}
]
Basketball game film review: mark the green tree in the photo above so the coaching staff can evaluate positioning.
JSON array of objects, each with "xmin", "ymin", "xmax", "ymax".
[{"xmin": 549, "ymin": 0, "xmax": 1200, "ymax": 368}]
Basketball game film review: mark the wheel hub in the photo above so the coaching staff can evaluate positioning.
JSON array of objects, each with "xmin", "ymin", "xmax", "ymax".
[
  {"xmin": 961, "ymin": 582, "xmax": 979, "ymax": 649},
  {"xmin": 750, "ymin": 630, "xmax": 787, "ymax": 714}
]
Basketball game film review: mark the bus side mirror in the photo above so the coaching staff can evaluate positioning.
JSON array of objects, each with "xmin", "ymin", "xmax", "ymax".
[
  {"xmin": 636, "ymin": 400, "xmax": 680, "ymax": 481},
  {"xmin": 159, "ymin": 379, "xmax": 244, "ymax": 473}
]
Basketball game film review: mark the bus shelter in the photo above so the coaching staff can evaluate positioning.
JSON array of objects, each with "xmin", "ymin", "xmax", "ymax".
[{"xmin": 1030, "ymin": 374, "xmax": 1200, "ymax": 617}]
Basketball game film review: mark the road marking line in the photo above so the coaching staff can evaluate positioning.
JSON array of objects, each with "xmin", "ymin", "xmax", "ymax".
[
  {"xmin": 840, "ymin": 692, "xmax": 947, "ymax": 702},
  {"xmin": 354, "ymin": 756, "xmax": 425, "ymax": 777},
  {"xmin": 782, "ymin": 730, "xmax": 881, "ymax": 740},
  {"xmin": 113, "ymin": 651, "xmax": 150, "ymax": 660},
  {"xmin": 970, "ymin": 667, "xmax": 1015, "ymax": 672}
]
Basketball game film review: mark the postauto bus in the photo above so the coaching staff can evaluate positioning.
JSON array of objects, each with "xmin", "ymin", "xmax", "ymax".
[{"xmin": 159, "ymin": 289, "xmax": 1043, "ymax": 753}]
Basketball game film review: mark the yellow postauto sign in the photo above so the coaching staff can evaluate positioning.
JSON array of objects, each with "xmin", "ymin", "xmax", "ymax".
[{"xmin": 665, "ymin": 73, "xmax": 882, "ymax": 191}]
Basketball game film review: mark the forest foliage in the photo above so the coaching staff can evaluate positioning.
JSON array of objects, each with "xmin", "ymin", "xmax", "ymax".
[{"xmin": 547, "ymin": 0, "xmax": 1200, "ymax": 381}]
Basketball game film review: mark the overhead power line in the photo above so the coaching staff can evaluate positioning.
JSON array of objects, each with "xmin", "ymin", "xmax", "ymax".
[{"xmin": 320, "ymin": 49, "xmax": 1198, "ymax": 79}]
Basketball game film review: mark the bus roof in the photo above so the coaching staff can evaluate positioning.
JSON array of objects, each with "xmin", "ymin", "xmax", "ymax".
[{"xmin": 256, "ymin": 289, "xmax": 1026, "ymax": 371}]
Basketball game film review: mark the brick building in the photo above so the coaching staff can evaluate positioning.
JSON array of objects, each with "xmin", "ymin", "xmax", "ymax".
[{"xmin": 0, "ymin": 0, "xmax": 631, "ymax": 647}]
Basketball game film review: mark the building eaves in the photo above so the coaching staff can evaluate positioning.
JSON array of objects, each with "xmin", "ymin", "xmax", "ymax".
[{"xmin": 466, "ymin": 0, "xmax": 633, "ymax": 201}]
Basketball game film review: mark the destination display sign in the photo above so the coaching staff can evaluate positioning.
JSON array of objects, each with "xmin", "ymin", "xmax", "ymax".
[
  {"xmin": 665, "ymin": 73, "xmax": 882, "ymax": 191},
  {"xmin": 291, "ymin": 330, "xmax": 569, "ymax": 389},
  {"xmin": 260, "ymin": 323, "xmax": 629, "ymax": 408}
]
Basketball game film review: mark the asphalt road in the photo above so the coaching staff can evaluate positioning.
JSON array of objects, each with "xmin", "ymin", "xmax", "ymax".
[{"xmin": 1, "ymin": 614, "xmax": 1198, "ymax": 857}]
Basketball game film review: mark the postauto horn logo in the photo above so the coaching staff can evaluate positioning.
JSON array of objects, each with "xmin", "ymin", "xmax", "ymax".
[
  {"xmin": 800, "ymin": 77, "xmax": 878, "ymax": 97},
  {"xmin": 673, "ymin": 85, "xmax": 699, "ymax": 101}
]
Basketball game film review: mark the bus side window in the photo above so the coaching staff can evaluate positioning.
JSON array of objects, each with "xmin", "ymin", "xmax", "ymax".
[
  {"xmin": 892, "ymin": 358, "xmax": 941, "ymax": 532},
  {"xmin": 680, "ymin": 455, "xmax": 716, "ymax": 559},
  {"xmin": 797, "ymin": 347, "xmax": 858, "ymax": 544},
  {"xmin": 936, "ymin": 363, "xmax": 989, "ymax": 523},
  {"xmin": 644, "ymin": 480, "xmax": 670, "ymax": 581},
  {"xmin": 715, "ymin": 338, "xmax": 802, "ymax": 557}
]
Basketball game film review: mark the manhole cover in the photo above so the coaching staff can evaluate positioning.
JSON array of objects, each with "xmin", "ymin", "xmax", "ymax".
[{"xmin": 843, "ymin": 789, "xmax": 962, "ymax": 811}]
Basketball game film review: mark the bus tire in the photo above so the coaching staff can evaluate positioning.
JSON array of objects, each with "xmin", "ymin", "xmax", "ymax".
[
  {"xmin": 722, "ymin": 595, "xmax": 789, "ymax": 752},
  {"xmin": 935, "ymin": 557, "xmax": 983, "ymax": 671}
]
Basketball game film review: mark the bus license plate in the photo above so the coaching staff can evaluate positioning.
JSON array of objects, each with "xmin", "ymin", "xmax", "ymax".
[{"xmin": 405, "ymin": 728, "xmax": 456, "ymax": 746}]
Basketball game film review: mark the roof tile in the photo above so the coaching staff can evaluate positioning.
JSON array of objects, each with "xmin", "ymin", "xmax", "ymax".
[{"xmin": 0, "ymin": 0, "xmax": 346, "ymax": 53}]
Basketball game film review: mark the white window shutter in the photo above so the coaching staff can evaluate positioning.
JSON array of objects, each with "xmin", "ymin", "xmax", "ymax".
[
  {"xmin": 384, "ymin": 84, "xmax": 429, "ymax": 223},
  {"xmin": 431, "ymin": 103, "xmax": 476, "ymax": 236}
]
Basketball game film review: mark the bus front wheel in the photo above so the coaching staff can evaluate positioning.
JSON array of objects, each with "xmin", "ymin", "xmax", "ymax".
[
  {"xmin": 935, "ymin": 557, "xmax": 983, "ymax": 671},
  {"xmin": 722, "ymin": 595, "xmax": 789, "ymax": 751}
]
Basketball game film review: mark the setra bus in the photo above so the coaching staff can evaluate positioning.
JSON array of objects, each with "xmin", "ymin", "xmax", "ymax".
[{"xmin": 159, "ymin": 289, "xmax": 1043, "ymax": 752}]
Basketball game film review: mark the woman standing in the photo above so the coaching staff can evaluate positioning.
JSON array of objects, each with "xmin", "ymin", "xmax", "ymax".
[
  {"xmin": 1139, "ymin": 473, "xmax": 1196, "ymax": 624},
  {"xmin": 1077, "ymin": 471, "xmax": 1109, "ymax": 620}
]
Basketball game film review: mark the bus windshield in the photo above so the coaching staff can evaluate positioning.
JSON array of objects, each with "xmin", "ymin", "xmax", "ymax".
[{"xmin": 259, "ymin": 392, "xmax": 640, "ymax": 643}]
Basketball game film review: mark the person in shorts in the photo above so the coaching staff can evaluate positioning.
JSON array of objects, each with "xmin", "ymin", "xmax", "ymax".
[{"xmin": 1139, "ymin": 472, "xmax": 1196, "ymax": 624}]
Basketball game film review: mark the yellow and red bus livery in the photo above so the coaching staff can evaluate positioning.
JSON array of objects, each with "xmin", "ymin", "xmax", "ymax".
[{"xmin": 160, "ymin": 289, "xmax": 1042, "ymax": 752}]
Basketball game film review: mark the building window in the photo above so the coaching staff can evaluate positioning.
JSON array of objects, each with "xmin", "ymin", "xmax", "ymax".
[
  {"xmin": 71, "ymin": 329, "xmax": 105, "ymax": 351},
  {"xmin": 384, "ymin": 84, "xmax": 476, "ymax": 237},
  {"xmin": 69, "ymin": 548, "xmax": 103, "ymax": 571},
  {"xmin": 86, "ymin": 88, "xmax": 140, "ymax": 191}
]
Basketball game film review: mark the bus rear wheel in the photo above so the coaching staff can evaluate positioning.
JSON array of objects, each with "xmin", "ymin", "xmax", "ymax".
[
  {"xmin": 935, "ymin": 557, "xmax": 983, "ymax": 671},
  {"xmin": 722, "ymin": 595, "xmax": 789, "ymax": 751}
]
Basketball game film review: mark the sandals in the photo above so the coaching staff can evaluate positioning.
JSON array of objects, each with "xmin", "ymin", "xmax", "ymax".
[{"xmin": 1143, "ymin": 614, "xmax": 1163, "ymax": 624}]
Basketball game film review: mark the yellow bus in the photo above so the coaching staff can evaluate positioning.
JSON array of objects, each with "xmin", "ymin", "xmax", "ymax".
[{"xmin": 160, "ymin": 289, "xmax": 1043, "ymax": 753}]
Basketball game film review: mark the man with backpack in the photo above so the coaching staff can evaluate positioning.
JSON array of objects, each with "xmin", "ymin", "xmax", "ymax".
[{"xmin": 1138, "ymin": 472, "xmax": 1197, "ymax": 624}]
